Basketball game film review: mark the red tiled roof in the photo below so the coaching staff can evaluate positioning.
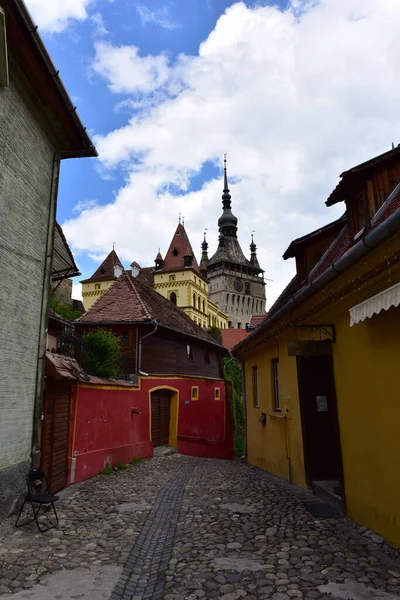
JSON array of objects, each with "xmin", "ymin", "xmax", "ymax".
[
  {"xmin": 78, "ymin": 271, "xmax": 218, "ymax": 344},
  {"xmin": 221, "ymin": 329, "xmax": 249, "ymax": 350},
  {"xmin": 309, "ymin": 225, "xmax": 351, "ymax": 282},
  {"xmin": 46, "ymin": 352, "xmax": 136, "ymax": 386},
  {"xmin": 81, "ymin": 250, "xmax": 123, "ymax": 283},
  {"xmin": 162, "ymin": 224, "xmax": 201, "ymax": 275},
  {"xmin": 134, "ymin": 267, "xmax": 155, "ymax": 286},
  {"xmin": 249, "ymin": 314, "xmax": 267, "ymax": 328}
]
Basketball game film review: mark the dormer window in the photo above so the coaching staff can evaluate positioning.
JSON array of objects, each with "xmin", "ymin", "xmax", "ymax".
[{"xmin": 173, "ymin": 246, "xmax": 179, "ymax": 256}]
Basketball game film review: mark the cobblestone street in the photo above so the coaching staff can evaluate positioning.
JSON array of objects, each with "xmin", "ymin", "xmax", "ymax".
[{"xmin": 1, "ymin": 455, "xmax": 400, "ymax": 600}]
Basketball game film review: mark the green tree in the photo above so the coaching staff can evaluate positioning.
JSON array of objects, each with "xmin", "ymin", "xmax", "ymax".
[
  {"xmin": 223, "ymin": 356, "xmax": 244, "ymax": 433},
  {"xmin": 207, "ymin": 326, "xmax": 222, "ymax": 345},
  {"xmin": 82, "ymin": 328, "xmax": 122, "ymax": 378},
  {"xmin": 49, "ymin": 295, "xmax": 81, "ymax": 321}
]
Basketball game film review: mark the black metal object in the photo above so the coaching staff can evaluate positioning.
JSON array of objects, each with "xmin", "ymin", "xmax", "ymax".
[
  {"xmin": 290, "ymin": 323, "xmax": 336, "ymax": 343},
  {"xmin": 15, "ymin": 468, "xmax": 59, "ymax": 533}
]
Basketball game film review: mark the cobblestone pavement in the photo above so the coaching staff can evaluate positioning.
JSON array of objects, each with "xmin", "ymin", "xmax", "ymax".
[{"xmin": 0, "ymin": 455, "xmax": 400, "ymax": 600}]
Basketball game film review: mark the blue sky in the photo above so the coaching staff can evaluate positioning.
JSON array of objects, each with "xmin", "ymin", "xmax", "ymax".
[{"xmin": 25, "ymin": 0, "xmax": 400, "ymax": 303}]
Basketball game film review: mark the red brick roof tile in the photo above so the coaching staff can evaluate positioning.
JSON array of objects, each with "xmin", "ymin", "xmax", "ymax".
[
  {"xmin": 221, "ymin": 329, "xmax": 249, "ymax": 350},
  {"xmin": 81, "ymin": 250, "xmax": 123, "ymax": 283},
  {"xmin": 162, "ymin": 223, "xmax": 201, "ymax": 275}
]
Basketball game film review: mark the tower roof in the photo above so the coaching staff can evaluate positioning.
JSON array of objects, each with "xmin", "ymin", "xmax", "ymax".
[
  {"xmin": 218, "ymin": 156, "xmax": 238, "ymax": 235},
  {"xmin": 162, "ymin": 223, "xmax": 201, "ymax": 275},
  {"xmin": 81, "ymin": 249, "xmax": 123, "ymax": 283}
]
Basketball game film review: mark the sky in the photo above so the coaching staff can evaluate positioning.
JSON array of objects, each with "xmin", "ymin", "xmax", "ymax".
[{"xmin": 25, "ymin": 0, "xmax": 400, "ymax": 306}]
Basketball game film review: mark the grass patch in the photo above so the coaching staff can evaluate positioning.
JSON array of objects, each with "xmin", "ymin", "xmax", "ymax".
[
  {"xmin": 235, "ymin": 435, "xmax": 244, "ymax": 457},
  {"xmin": 100, "ymin": 463, "xmax": 113, "ymax": 475}
]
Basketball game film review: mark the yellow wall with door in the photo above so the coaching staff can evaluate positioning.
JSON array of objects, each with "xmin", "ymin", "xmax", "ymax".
[
  {"xmin": 244, "ymin": 332, "xmax": 307, "ymax": 487},
  {"xmin": 331, "ymin": 304, "xmax": 400, "ymax": 546}
]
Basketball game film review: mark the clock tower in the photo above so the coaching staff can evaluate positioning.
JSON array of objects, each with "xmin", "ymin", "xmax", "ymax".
[{"xmin": 206, "ymin": 158, "xmax": 266, "ymax": 329}]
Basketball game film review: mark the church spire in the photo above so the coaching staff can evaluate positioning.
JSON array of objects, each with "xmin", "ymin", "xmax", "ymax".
[
  {"xmin": 218, "ymin": 154, "xmax": 238, "ymax": 238},
  {"xmin": 250, "ymin": 233, "xmax": 260, "ymax": 268}
]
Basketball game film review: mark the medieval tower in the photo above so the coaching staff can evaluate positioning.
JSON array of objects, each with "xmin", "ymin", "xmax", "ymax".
[{"xmin": 205, "ymin": 158, "xmax": 266, "ymax": 329}]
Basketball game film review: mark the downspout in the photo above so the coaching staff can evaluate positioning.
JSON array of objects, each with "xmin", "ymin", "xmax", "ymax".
[
  {"xmin": 137, "ymin": 320, "xmax": 158, "ymax": 376},
  {"xmin": 31, "ymin": 153, "xmax": 60, "ymax": 466}
]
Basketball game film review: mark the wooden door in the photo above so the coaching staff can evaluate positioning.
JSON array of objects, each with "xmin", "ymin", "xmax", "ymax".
[
  {"xmin": 41, "ymin": 381, "xmax": 71, "ymax": 493},
  {"xmin": 297, "ymin": 354, "xmax": 343, "ymax": 484},
  {"xmin": 151, "ymin": 390, "xmax": 171, "ymax": 447}
]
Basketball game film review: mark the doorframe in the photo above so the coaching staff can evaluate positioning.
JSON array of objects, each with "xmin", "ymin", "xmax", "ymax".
[
  {"xmin": 148, "ymin": 386, "xmax": 179, "ymax": 447},
  {"xmin": 296, "ymin": 351, "xmax": 346, "ymax": 513}
]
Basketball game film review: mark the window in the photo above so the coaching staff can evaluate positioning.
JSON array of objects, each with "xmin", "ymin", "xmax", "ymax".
[
  {"xmin": 193, "ymin": 293, "xmax": 196, "ymax": 307},
  {"xmin": 203, "ymin": 299, "xmax": 205, "ymax": 313},
  {"xmin": 187, "ymin": 344, "xmax": 193, "ymax": 360},
  {"xmin": 245, "ymin": 282, "xmax": 251, "ymax": 295},
  {"xmin": 170, "ymin": 291, "xmax": 177, "ymax": 305},
  {"xmin": 215, "ymin": 388, "xmax": 220, "ymax": 400},
  {"xmin": 238, "ymin": 323, "xmax": 242, "ymax": 329},
  {"xmin": 122, "ymin": 332, "xmax": 129, "ymax": 346},
  {"xmin": 252, "ymin": 366, "xmax": 259, "ymax": 408},
  {"xmin": 228, "ymin": 321, "xmax": 232, "ymax": 328},
  {"xmin": 169, "ymin": 275, "xmax": 176, "ymax": 282},
  {"xmin": 95, "ymin": 283, "xmax": 101, "ymax": 290},
  {"xmin": 272, "ymin": 359, "xmax": 281, "ymax": 411},
  {"xmin": 191, "ymin": 386, "xmax": 199, "ymax": 400}
]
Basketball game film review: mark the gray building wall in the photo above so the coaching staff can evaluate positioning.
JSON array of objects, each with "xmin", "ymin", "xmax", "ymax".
[
  {"xmin": 209, "ymin": 270, "xmax": 266, "ymax": 329},
  {"xmin": 0, "ymin": 72, "xmax": 55, "ymax": 517},
  {"xmin": 52, "ymin": 278, "xmax": 73, "ymax": 306}
]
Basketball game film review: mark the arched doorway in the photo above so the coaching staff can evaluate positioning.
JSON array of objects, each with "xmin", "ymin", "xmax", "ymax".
[
  {"xmin": 170, "ymin": 292, "xmax": 177, "ymax": 305},
  {"xmin": 150, "ymin": 388, "xmax": 178, "ymax": 447}
]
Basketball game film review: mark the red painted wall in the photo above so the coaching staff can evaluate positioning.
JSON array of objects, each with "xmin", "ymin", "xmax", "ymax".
[{"xmin": 68, "ymin": 376, "xmax": 234, "ymax": 486}]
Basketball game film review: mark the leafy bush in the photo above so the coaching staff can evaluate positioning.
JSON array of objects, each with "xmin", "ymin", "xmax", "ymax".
[
  {"xmin": 223, "ymin": 356, "xmax": 244, "ymax": 433},
  {"xmin": 207, "ymin": 326, "xmax": 222, "ymax": 344},
  {"xmin": 49, "ymin": 295, "xmax": 81, "ymax": 321},
  {"xmin": 82, "ymin": 328, "xmax": 122, "ymax": 378}
]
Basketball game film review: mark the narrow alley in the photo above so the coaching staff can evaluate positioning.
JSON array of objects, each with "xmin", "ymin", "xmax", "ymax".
[{"xmin": 0, "ymin": 455, "xmax": 399, "ymax": 600}]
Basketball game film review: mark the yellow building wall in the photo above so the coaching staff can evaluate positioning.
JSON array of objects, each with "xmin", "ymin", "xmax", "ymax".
[
  {"xmin": 244, "ymin": 332, "xmax": 307, "ymax": 487},
  {"xmin": 153, "ymin": 270, "xmax": 228, "ymax": 328},
  {"xmin": 82, "ymin": 279, "xmax": 115, "ymax": 311},
  {"xmin": 331, "ymin": 304, "xmax": 400, "ymax": 546}
]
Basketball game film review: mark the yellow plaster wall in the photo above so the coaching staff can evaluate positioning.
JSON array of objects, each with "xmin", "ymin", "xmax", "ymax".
[
  {"xmin": 332, "ymin": 305, "xmax": 400, "ymax": 546},
  {"xmin": 244, "ymin": 334, "xmax": 307, "ymax": 487},
  {"xmin": 153, "ymin": 269, "xmax": 228, "ymax": 328}
]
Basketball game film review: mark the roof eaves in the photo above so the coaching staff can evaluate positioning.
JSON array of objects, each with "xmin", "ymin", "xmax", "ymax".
[{"xmin": 233, "ymin": 203, "xmax": 400, "ymax": 355}]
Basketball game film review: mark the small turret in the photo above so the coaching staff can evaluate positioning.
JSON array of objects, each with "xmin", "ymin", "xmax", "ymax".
[
  {"xmin": 155, "ymin": 249, "xmax": 164, "ymax": 270},
  {"xmin": 250, "ymin": 234, "xmax": 260, "ymax": 268},
  {"xmin": 200, "ymin": 231, "xmax": 209, "ymax": 277}
]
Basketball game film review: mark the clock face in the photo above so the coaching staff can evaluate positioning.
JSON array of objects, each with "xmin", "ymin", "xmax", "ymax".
[{"xmin": 234, "ymin": 278, "xmax": 243, "ymax": 292}]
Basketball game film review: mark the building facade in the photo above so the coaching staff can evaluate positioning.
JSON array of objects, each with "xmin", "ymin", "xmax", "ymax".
[
  {"xmin": 0, "ymin": 0, "xmax": 95, "ymax": 519},
  {"xmin": 152, "ymin": 223, "xmax": 228, "ymax": 329},
  {"xmin": 81, "ymin": 249, "xmax": 124, "ymax": 311},
  {"xmin": 234, "ymin": 146, "xmax": 400, "ymax": 547},
  {"xmin": 206, "ymin": 160, "xmax": 266, "ymax": 329}
]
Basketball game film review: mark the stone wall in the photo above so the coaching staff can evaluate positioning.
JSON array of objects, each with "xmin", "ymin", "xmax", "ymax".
[
  {"xmin": 208, "ymin": 272, "xmax": 266, "ymax": 328},
  {"xmin": 0, "ymin": 71, "xmax": 55, "ymax": 517},
  {"xmin": 52, "ymin": 278, "xmax": 73, "ymax": 306}
]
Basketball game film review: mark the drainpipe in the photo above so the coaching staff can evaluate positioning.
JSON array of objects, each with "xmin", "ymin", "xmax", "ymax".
[
  {"xmin": 31, "ymin": 153, "xmax": 60, "ymax": 466},
  {"xmin": 138, "ymin": 321, "xmax": 158, "ymax": 375}
]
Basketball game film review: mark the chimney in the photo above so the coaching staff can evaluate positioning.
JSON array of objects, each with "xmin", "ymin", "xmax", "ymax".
[
  {"xmin": 114, "ymin": 264, "xmax": 123, "ymax": 278},
  {"xmin": 130, "ymin": 262, "xmax": 141, "ymax": 278}
]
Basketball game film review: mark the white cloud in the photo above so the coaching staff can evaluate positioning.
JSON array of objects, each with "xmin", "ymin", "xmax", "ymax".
[
  {"xmin": 25, "ymin": 0, "xmax": 93, "ymax": 33},
  {"xmin": 92, "ymin": 41, "xmax": 170, "ymax": 94},
  {"xmin": 136, "ymin": 4, "xmax": 179, "ymax": 30},
  {"xmin": 90, "ymin": 12, "xmax": 108, "ymax": 37},
  {"xmin": 65, "ymin": 0, "xmax": 400, "ymax": 306},
  {"xmin": 72, "ymin": 199, "xmax": 98, "ymax": 214}
]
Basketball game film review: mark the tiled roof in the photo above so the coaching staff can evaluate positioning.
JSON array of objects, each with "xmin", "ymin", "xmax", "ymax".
[
  {"xmin": 309, "ymin": 225, "xmax": 351, "ymax": 281},
  {"xmin": 78, "ymin": 271, "xmax": 218, "ymax": 344},
  {"xmin": 48, "ymin": 307, "xmax": 73, "ymax": 326},
  {"xmin": 135, "ymin": 267, "xmax": 155, "ymax": 286},
  {"xmin": 207, "ymin": 236, "xmax": 260, "ymax": 272},
  {"xmin": 249, "ymin": 314, "xmax": 267, "ymax": 329},
  {"xmin": 162, "ymin": 224, "xmax": 201, "ymax": 275},
  {"xmin": 282, "ymin": 215, "xmax": 347, "ymax": 259},
  {"xmin": 81, "ymin": 250, "xmax": 123, "ymax": 283},
  {"xmin": 326, "ymin": 145, "xmax": 400, "ymax": 206},
  {"xmin": 46, "ymin": 352, "xmax": 136, "ymax": 386},
  {"xmin": 221, "ymin": 329, "xmax": 249, "ymax": 350}
]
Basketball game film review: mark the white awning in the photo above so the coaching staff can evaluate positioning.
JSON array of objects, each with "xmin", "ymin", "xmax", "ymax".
[{"xmin": 349, "ymin": 282, "xmax": 400, "ymax": 326}]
